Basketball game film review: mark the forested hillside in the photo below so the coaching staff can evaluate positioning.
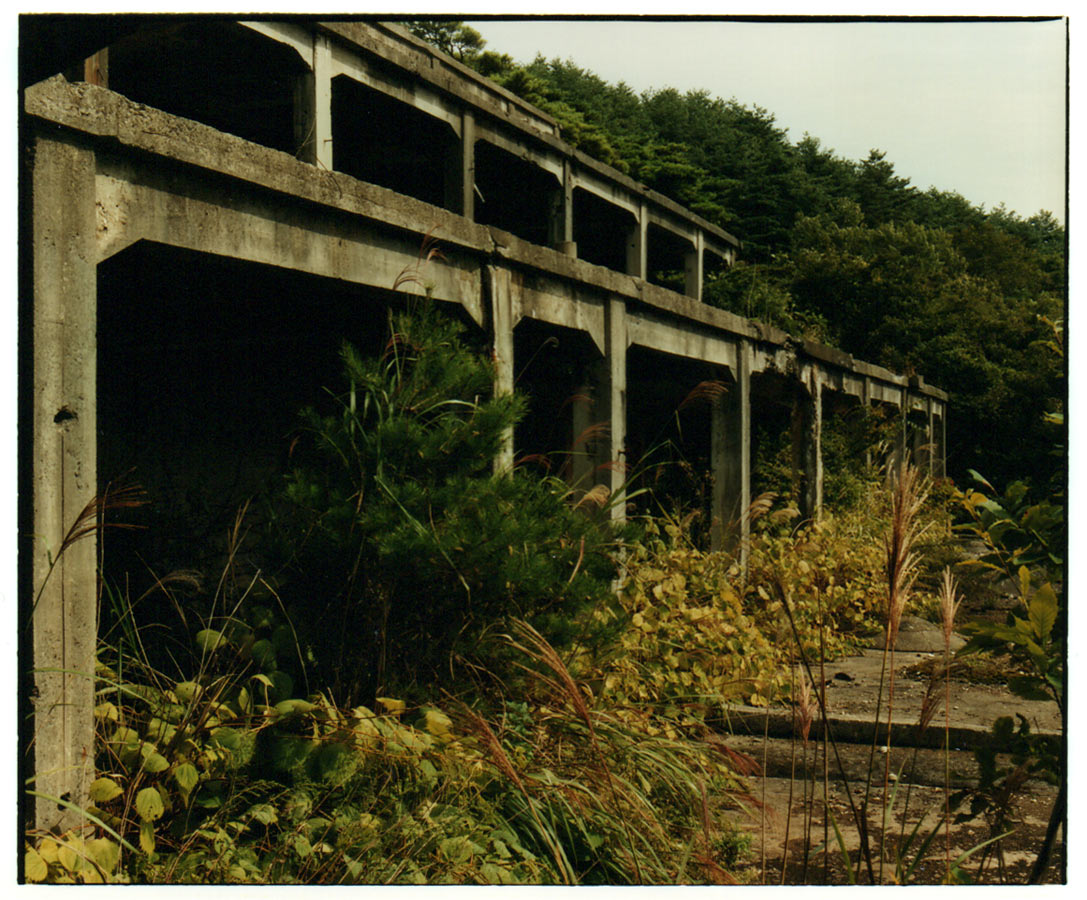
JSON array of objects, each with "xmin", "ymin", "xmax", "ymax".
[{"xmin": 414, "ymin": 22, "xmax": 1066, "ymax": 493}]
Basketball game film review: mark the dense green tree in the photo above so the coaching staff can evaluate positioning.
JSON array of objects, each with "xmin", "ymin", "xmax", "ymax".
[
  {"xmin": 408, "ymin": 20, "xmax": 1064, "ymax": 490},
  {"xmin": 270, "ymin": 302, "xmax": 619, "ymax": 703},
  {"xmin": 404, "ymin": 19, "xmax": 486, "ymax": 62}
]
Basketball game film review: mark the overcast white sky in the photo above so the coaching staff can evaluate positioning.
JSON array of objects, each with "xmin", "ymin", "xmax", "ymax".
[{"xmin": 468, "ymin": 17, "xmax": 1067, "ymax": 223}]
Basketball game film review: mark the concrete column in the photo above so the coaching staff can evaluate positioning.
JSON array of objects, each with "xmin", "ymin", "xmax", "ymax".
[
  {"xmin": 861, "ymin": 378, "xmax": 873, "ymax": 472},
  {"xmin": 294, "ymin": 34, "xmax": 333, "ymax": 168},
  {"xmin": 711, "ymin": 343, "xmax": 751, "ymax": 562},
  {"xmin": 31, "ymin": 136, "xmax": 99, "ymax": 831},
  {"xmin": 889, "ymin": 392, "xmax": 909, "ymax": 479},
  {"xmin": 83, "ymin": 49, "xmax": 108, "ymax": 87},
  {"xmin": 684, "ymin": 230, "xmax": 704, "ymax": 302},
  {"xmin": 549, "ymin": 159, "xmax": 576, "ymax": 256},
  {"xmin": 461, "ymin": 110, "xmax": 476, "ymax": 219},
  {"xmin": 910, "ymin": 406, "xmax": 929, "ymax": 472},
  {"xmin": 487, "ymin": 265, "xmax": 515, "ymax": 473},
  {"xmin": 597, "ymin": 299, "xmax": 628, "ymax": 521},
  {"xmin": 925, "ymin": 399, "xmax": 936, "ymax": 475},
  {"xmin": 626, "ymin": 202, "xmax": 647, "ymax": 279},
  {"xmin": 792, "ymin": 369, "xmax": 823, "ymax": 521},
  {"xmin": 446, "ymin": 109, "xmax": 476, "ymax": 219},
  {"xmin": 936, "ymin": 405, "xmax": 947, "ymax": 478}
]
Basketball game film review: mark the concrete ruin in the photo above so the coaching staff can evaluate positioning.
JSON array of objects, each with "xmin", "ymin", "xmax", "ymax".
[{"xmin": 21, "ymin": 18, "xmax": 947, "ymax": 830}]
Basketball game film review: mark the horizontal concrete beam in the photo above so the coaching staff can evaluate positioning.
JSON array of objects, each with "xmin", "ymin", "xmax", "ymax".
[
  {"xmin": 320, "ymin": 21, "xmax": 741, "ymax": 252},
  {"xmin": 26, "ymin": 76, "xmax": 944, "ymax": 408}
]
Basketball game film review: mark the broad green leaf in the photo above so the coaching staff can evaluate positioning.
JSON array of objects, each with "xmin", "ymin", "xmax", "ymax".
[
  {"xmin": 94, "ymin": 702, "xmax": 119, "ymax": 722},
  {"xmin": 249, "ymin": 803, "xmax": 278, "ymax": 825},
  {"xmin": 250, "ymin": 639, "xmax": 276, "ymax": 670},
  {"xmin": 24, "ymin": 846, "xmax": 49, "ymax": 882},
  {"xmin": 110, "ymin": 725, "xmax": 140, "ymax": 746},
  {"xmin": 136, "ymin": 786, "xmax": 164, "ymax": 822},
  {"xmin": 142, "ymin": 751, "xmax": 170, "ymax": 774},
  {"xmin": 174, "ymin": 681, "xmax": 201, "ymax": 703},
  {"xmin": 194, "ymin": 629, "xmax": 228, "ymax": 654},
  {"xmin": 376, "ymin": 697, "xmax": 405, "ymax": 716},
  {"xmin": 274, "ymin": 699, "xmax": 316, "ymax": 719},
  {"xmin": 210, "ymin": 727, "xmax": 241, "ymax": 750},
  {"xmin": 36, "ymin": 838, "xmax": 59, "ymax": 865},
  {"xmin": 139, "ymin": 820, "xmax": 155, "ymax": 855},
  {"xmin": 88, "ymin": 777, "xmax": 124, "ymax": 804},
  {"xmin": 174, "ymin": 762, "xmax": 199, "ymax": 795},
  {"xmin": 424, "ymin": 708, "xmax": 453, "ymax": 741},
  {"xmin": 87, "ymin": 837, "xmax": 120, "ymax": 874},
  {"xmin": 269, "ymin": 670, "xmax": 293, "ymax": 702},
  {"xmin": 1028, "ymin": 584, "xmax": 1058, "ymax": 642},
  {"xmin": 57, "ymin": 839, "xmax": 81, "ymax": 873}
]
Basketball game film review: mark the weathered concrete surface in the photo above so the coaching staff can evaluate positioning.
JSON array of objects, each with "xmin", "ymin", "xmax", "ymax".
[
  {"xmin": 31, "ymin": 135, "xmax": 99, "ymax": 832},
  {"xmin": 720, "ymin": 646, "xmax": 1061, "ymax": 751}
]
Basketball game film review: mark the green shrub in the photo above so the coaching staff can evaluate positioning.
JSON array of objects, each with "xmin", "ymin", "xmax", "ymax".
[{"xmin": 266, "ymin": 301, "xmax": 621, "ymax": 703}]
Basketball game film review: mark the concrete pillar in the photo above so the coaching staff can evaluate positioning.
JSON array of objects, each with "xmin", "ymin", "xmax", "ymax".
[
  {"xmin": 792, "ymin": 369, "xmax": 823, "ymax": 521},
  {"xmin": 294, "ymin": 34, "xmax": 333, "ymax": 168},
  {"xmin": 861, "ymin": 378, "xmax": 873, "ymax": 472},
  {"xmin": 626, "ymin": 202, "xmax": 647, "ymax": 279},
  {"xmin": 487, "ymin": 265, "xmax": 515, "ymax": 473},
  {"xmin": 83, "ymin": 49, "xmax": 108, "ymax": 87},
  {"xmin": 446, "ymin": 109, "xmax": 476, "ymax": 219},
  {"xmin": 711, "ymin": 344, "xmax": 751, "ymax": 562},
  {"xmin": 925, "ymin": 399, "xmax": 936, "ymax": 475},
  {"xmin": 30, "ymin": 136, "xmax": 99, "ymax": 831},
  {"xmin": 594, "ymin": 299, "xmax": 628, "ymax": 521},
  {"xmin": 889, "ymin": 392, "xmax": 909, "ymax": 479},
  {"xmin": 684, "ymin": 230, "xmax": 704, "ymax": 302},
  {"xmin": 936, "ymin": 405, "xmax": 947, "ymax": 478},
  {"xmin": 549, "ymin": 159, "xmax": 576, "ymax": 256},
  {"xmin": 568, "ymin": 301, "xmax": 626, "ymax": 515}
]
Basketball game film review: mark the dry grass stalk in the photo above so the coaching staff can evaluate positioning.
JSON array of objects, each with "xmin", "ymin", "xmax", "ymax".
[
  {"xmin": 678, "ymin": 379, "xmax": 729, "ymax": 411},
  {"xmin": 883, "ymin": 462, "xmax": 929, "ymax": 650},
  {"xmin": 506, "ymin": 620, "xmax": 644, "ymax": 883},
  {"xmin": 571, "ymin": 421, "xmax": 610, "ymax": 450},
  {"xmin": 878, "ymin": 460, "xmax": 929, "ymax": 881},
  {"xmin": 939, "ymin": 567, "xmax": 961, "ymax": 883},
  {"xmin": 459, "ymin": 703, "xmax": 572, "ymax": 883},
  {"xmin": 573, "ymin": 484, "xmax": 611, "ymax": 511}
]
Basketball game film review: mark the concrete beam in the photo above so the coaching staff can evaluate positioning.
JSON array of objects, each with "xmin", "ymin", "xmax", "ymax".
[
  {"xmin": 93, "ymin": 169, "xmax": 488, "ymax": 326},
  {"xmin": 712, "ymin": 344, "xmax": 751, "ymax": 562},
  {"xmin": 626, "ymin": 310, "xmax": 737, "ymax": 371},
  {"xmin": 240, "ymin": 20, "xmax": 315, "ymax": 66},
  {"xmin": 31, "ymin": 135, "xmax": 99, "ymax": 831}
]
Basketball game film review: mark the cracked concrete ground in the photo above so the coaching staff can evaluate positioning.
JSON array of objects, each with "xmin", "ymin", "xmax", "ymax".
[{"xmin": 715, "ymin": 615, "xmax": 1064, "ymax": 884}]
